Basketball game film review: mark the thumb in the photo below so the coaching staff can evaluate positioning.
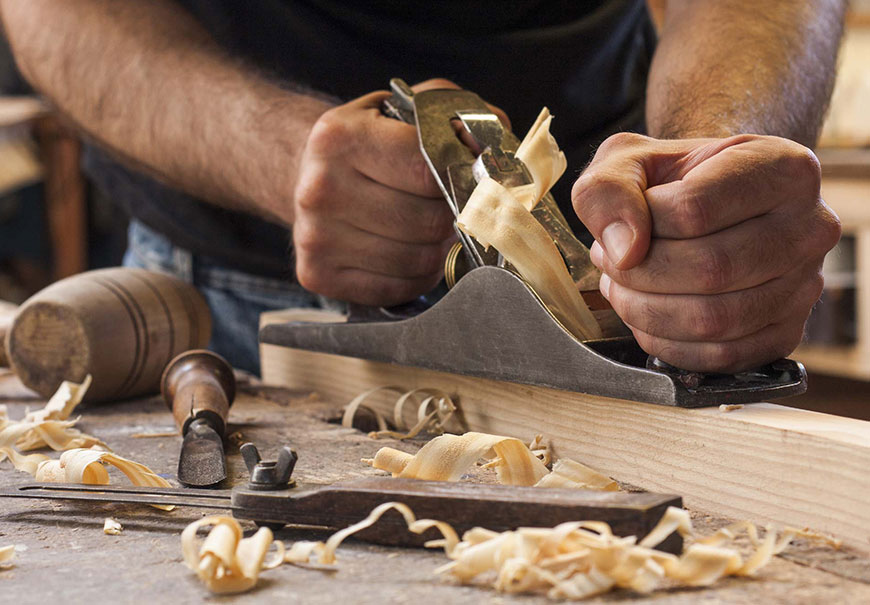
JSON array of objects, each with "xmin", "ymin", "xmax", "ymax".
[
  {"xmin": 572, "ymin": 133, "xmax": 714, "ymax": 270},
  {"xmin": 571, "ymin": 134, "xmax": 655, "ymax": 270}
]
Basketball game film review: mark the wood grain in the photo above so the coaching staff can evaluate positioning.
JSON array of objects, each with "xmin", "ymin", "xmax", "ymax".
[
  {"xmin": 260, "ymin": 309, "xmax": 870, "ymax": 552},
  {"xmin": 8, "ymin": 268, "xmax": 212, "ymax": 401}
]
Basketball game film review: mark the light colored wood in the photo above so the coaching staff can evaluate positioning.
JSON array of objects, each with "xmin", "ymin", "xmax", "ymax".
[
  {"xmin": 261, "ymin": 309, "xmax": 870, "ymax": 552},
  {"xmin": 794, "ymin": 344, "xmax": 870, "ymax": 380}
]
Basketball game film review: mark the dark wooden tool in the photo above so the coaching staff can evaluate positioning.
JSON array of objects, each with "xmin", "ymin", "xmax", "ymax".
[
  {"xmin": 162, "ymin": 349, "xmax": 235, "ymax": 487},
  {"xmin": 5, "ymin": 267, "xmax": 211, "ymax": 401},
  {"xmin": 0, "ymin": 478, "xmax": 683, "ymax": 553}
]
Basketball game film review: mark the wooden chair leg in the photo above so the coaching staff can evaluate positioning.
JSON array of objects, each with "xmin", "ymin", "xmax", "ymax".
[{"xmin": 36, "ymin": 116, "xmax": 87, "ymax": 280}]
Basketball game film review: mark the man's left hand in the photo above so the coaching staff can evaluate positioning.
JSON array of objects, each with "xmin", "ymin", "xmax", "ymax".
[{"xmin": 572, "ymin": 133, "xmax": 841, "ymax": 373}]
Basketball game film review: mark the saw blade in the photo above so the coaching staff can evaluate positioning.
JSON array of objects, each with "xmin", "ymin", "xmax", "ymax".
[{"xmin": 178, "ymin": 418, "xmax": 226, "ymax": 487}]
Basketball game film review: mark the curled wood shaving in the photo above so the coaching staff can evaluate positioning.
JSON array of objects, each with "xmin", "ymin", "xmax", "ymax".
[
  {"xmin": 456, "ymin": 110, "xmax": 601, "ymax": 341},
  {"xmin": 0, "ymin": 545, "xmax": 14, "ymax": 568},
  {"xmin": 103, "ymin": 518, "xmax": 123, "ymax": 535},
  {"xmin": 528, "ymin": 434, "xmax": 552, "ymax": 466},
  {"xmin": 719, "ymin": 404, "xmax": 744, "ymax": 412},
  {"xmin": 457, "ymin": 178, "xmax": 601, "ymax": 341},
  {"xmin": 182, "ymin": 516, "xmax": 285, "ymax": 594},
  {"xmin": 33, "ymin": 448, "xmax": 171, "ymax": 489},
  {"xmin": 342, "ymin": 387, "xmax": 457, "ymax": 440},
  {"xmin": 534, "ymin": 459, "xmax": 619, "ymax": 491},
  {"xmin": 366, "ymin": 431, "xmax": 549, "ymax": 485},
  {"xmin": 0, "ymin": 375, "xmax": 106, "ymax": 453},
  {"xmin": 514, "ymin": 108, "xmax": 568, "ymax": 206},
  {"xmin": 1, "ymin": 445, "xmax": 173, "ymax": 510},
  {"xmin": 284, "ymin": 502, "xmax": 460, "ymax": 568},
  {"xmin": 365, "ymin": 430, "xmax": 618, "ymax": 491}
]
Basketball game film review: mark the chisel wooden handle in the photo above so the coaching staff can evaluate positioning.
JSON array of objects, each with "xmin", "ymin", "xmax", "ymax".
[{"xmin": 161, "ymin": 349, "xmax": 235, "ymax": 436}]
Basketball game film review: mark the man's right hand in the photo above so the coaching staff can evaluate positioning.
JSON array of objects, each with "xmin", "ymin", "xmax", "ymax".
[{"xmin": 292, "ymin": 84, "xmax": 459, "ymax": 306}]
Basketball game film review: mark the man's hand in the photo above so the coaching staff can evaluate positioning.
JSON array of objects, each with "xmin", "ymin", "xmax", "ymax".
[
  {"xmin": 572, "ymin": 132, "xmax": 841, "ymax": 373},
  {"xmin": 293, "ymin": 79, "xmax": 509, "ymax": 307}
]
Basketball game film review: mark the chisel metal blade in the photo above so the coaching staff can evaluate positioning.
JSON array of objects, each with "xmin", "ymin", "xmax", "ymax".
[{"xmin": 178, "ymin": 418, "xmax": 226, "ymax": 487}]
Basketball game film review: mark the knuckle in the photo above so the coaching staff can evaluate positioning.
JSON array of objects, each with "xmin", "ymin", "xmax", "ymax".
[
  {"xmin": 702, "ymin": 343, "xmax": 742, "ymax": 373},
  {"xmin": 691, "ymin": 297, "xmax": 731, "ymax": 341},
  {"xmin": 419, "ymin": 78, "xmax": 457, "ymax": 90},
  {"xmin": 292, "ymin": 218, "xmax": 329, "ymax": 256},
  {"xmin": 294, "ymin": 175, "xmax": 329, "ymax": 212},
  {"xmin": 783, "ymin": 143, "xmax": 822, "ymax": 191},
  {"xmin": 694, "ymin": 245, "xmax": 733, "ymax": 293},
  {"xmin": 306, "ymin": 109, "xmax": 350, "ymax": 155},
  {"xmin": 817, "ymin": 205, "xmax": 843, "ymax": 250},
  {"xmin": 672, "ymin": 186, "xmax": 713, "ymax": 237},
  {"xmin": 571, "ymin": 171, "xmax": 630, "ymax": 215},
  {"xmin": 294, "ymin": 258, "xmax": 326, "ymax": 295},
  {"xmin": 597, "ymin": 131, "xmax": 648, "ymax": 155},
  {"xmin": 807, "ymin": 269, "xmax": 825, "ymax": 303}
]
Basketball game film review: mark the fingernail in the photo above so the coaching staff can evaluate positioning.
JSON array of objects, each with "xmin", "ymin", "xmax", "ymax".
[
  {"xmin": 590, "ymin": 241, "xmax": 604, "ymax": 267},
  {"xmin": 599, "ymin": 273, "xmax": 611, "ymax": 300},
  {"xmin": 601, "ymin": 222, "xmax": 634, "ymax": 266}
]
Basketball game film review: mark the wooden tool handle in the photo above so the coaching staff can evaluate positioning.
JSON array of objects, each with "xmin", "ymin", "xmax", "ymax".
[
  {"xmin": 7, "ymin": 267, "xmax": 212, "ymax": 401},
  {"xmin": 0, "ymin": 301, "xmax": 17, "ymax": 367},
  {"xmin": 161, "ymin": 349, "xmax": 235, "ymax": 435}
]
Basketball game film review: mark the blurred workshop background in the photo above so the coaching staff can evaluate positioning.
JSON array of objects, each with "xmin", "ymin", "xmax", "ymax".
[{"xmin": 0, "ymin": 2, "xmax": 868, "ymax": 416}]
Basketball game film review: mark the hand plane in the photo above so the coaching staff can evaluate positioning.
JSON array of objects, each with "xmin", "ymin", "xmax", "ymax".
[{"xmin": 260, "ymin": 79, "xmax": 806, "ymax": 408}]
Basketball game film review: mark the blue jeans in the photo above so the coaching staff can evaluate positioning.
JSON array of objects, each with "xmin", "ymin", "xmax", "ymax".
[{"xmin": 123, "ymin": 220, "xmax": 344, "ymax": 374}]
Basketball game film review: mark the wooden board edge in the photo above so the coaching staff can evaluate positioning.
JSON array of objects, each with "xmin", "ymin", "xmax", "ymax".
[{"xmin": 260, "ymin": 310, "xmax": 870, "ymax": 552}]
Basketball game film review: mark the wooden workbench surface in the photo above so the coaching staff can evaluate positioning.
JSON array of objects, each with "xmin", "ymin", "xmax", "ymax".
[{"xmin": 1, "ymin": 370, "xmax": 869, "ymax": 604}]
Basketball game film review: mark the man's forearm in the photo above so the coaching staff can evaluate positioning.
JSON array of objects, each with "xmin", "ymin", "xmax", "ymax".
[
  {"xmin": 647, "ymin": 0, "xmax": 847, "ymax": 146},
  {"xmin": 0, "ymin": 0, "xmax": 332, "ymax": 224}
]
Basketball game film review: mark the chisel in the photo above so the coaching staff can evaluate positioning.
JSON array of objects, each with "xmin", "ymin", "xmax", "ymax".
[{"xmin": 161, "ymin": 349, "xmax": 235, "ymax": 487}]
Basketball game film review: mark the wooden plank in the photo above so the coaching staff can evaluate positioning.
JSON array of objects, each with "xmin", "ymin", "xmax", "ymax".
[{"xmin": 260, "ymin": 309, "xmax": 870, "ymax": 552}]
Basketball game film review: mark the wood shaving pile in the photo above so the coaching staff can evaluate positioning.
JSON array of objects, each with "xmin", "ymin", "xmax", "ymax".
[
  {"xmin": 182, "ymin": 500, "xmax": 833, "ymax": 599},
  {"xmin": 456, "ymin": 108, "xmax": 601, "ymax": 341},
  {"xmin": 427, "ymin": 506, "xmax": 825, "ymax": 599},
  {"xmin": 342, "ymin": 386, "xmax": 456, "ymax": 440},
  {"xmin": 0, "ymin": 375, "xmax": 106, "ymax": 454},
  {"xmin": 364, "ymin": 430, "xmax": 618, "ymax": 490},
  {"xmin": 0, "ymin": 376, "xmax": 172, "ymax": 506}
]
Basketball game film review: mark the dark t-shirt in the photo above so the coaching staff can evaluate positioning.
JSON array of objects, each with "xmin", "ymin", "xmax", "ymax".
[{"xmin": 84, "ymin": 0, "xmax": 656, "ymax": 277}]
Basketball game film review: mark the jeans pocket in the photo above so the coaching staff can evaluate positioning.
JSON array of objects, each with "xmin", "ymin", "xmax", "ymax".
[{"xmin": 124, "ymin": 220, "xmax": 192, "ymax": 279}]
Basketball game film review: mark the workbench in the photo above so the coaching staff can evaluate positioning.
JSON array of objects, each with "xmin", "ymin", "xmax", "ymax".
[{"xmin": 1, "ymin": 369, "xmax": 869, "ymax": 604}]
